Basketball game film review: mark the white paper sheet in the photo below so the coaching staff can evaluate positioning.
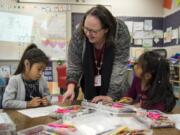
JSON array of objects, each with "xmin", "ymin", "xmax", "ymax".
[
  {"xmin": 18, "ymin": 105, "xmax": 60, "ymax": 118},
  {"xmin": 0, "ymin": 12, "xmax": 33, "ymax": 42},
  {"xmin": 153, "ymin": 30, "xmax": 163, "ymax": 38},
  {"xmin": 167, "ymin": 114, "xmax": 180, "ymax": 130},
  {"xmin": 133, "ymin": 31, "xmax": 144, "ymax": 39},
  {"xmin": 143, "ymin": 39, "xmax": 153, "ymax": 48},
  {"xmin": 133, "ymin": 22, "xmax": 144, "ymax": 31},
  {"xmin": 134, "ymin": 39, "xmax": 142, "ymax": 45},
  {"xmin": 144, "ymin": 20, "xmax": 152, "ymax": 30},
  {"xmin": 125, "ymin": 21, "xmax": 133, "ymax": 33},
  {"xmin": 143, "ymin": 31, "xmax": 154, "ymax": 39},
  {"xmin": 164, "ymin": 32, "xmax": 172, "ymax": 43},
  {"xmin": 172, "ymin": 28, "xmax": 178, "ymax": 39}
]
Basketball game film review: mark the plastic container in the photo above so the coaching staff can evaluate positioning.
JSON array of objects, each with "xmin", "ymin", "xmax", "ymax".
[
  {"xmin": 18, "ymin": 124, "xmax": 78, "ymax": 135},
  {"xmin": 17, "ymin": 125, "xmax": 48, "ymax": 135},
  {"xmin": 107, "ymin": 126, "xmax": 153, "ymax": 135},
  {"xmin": 135, "ymin": 109, "xmax": 175, "ymax": 128},
  {"xmin": 0, "ymin": 112, "xmax": 16, "ymax": 135},
  {"xmin": 81, "ymin": 100, "xmax": 136, "ymax": 116}
]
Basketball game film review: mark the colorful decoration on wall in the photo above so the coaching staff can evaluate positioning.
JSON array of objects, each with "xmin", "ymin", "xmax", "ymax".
[
  {"xmin": 176, "ymin": 0, "xmax": 180, "ymax": 6},
  {"xmin": 163, "ymin": 0, "xmax": 172, "ymax": 9}
]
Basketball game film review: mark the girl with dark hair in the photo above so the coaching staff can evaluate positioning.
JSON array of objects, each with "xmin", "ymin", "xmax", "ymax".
[
  {"xmin": 3, "ymin": 43, "xmax": 51, "ymax": 109},
  {"xmin": 63, "ymin": 5, "xmax": 130, "ymax": 102},
  {"xmin": 122, "ymin": 51, "xmax": 176, "ymax": 112}
]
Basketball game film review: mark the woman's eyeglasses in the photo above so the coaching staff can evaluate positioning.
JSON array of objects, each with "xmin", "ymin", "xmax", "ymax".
[{"xmin": 83, "ymin": 26, "xmax": 103, "ymax": 35}]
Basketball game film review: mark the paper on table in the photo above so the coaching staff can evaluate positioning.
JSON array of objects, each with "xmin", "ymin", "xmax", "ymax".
[
  {"xmin": 18, "ymin": 105, "xmax": 60, "ymax": 118},
  {"xmin": 167, "ymin": 114, "xmax": 180, "ymax": 130}
]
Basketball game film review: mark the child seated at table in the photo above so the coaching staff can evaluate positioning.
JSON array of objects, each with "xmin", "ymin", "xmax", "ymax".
[
  {"xmin": 2, "ymin": 43, "xmax": 51, "ymax": 109},
  {"xmin": 120, "ymin": 51, "xmax": 176, "ymax": 112}
]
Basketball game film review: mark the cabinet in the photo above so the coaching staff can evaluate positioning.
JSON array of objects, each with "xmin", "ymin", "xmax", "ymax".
[{"xmin": 170, "ymin": 64, "xmax": 180, "ymax": 99}]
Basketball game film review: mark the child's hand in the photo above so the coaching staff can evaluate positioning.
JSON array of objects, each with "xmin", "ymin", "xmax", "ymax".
[
  {"xmin": 27, "ymin": 97, "xmax": 42, "ymax": 108},
  {"xmin": 118, "ymin": 97, "xmax": 133, "ymax": 104},
  {"xmin": 91, "ymin": 96, "xmax": 113, "ymax": 103},
  {"xmin": 41, "ymin": 97, "xmax": 49, "ymax": 106}
]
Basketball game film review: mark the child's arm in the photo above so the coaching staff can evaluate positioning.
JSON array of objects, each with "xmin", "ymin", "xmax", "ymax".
[
  {"xmin": 119, "ymin": 76, "xmax": 141, "ymax": 104},
  {"xmin": 39, "ymin": 76, "xmax": 51, "ymax": 103},
  {"xmin": 125, "ymin": 76, "xmax": 140, "ymax": 99},
  {"xmin": 27, "ymin": 97, "xmax": 42, "ymax": 108},
  {"xmin": 2, "ymin": 77, "xmax": 27, "ymax": 109}
]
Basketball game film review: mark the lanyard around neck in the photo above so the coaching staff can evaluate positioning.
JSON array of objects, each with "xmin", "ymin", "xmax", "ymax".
[{"xmin": 93, "ymin": 45, "xmax": 105, "ymax": 75}]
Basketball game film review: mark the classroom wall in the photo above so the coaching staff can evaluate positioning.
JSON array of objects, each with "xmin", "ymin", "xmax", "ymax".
[
  {"xmin": 130, "ymin": 45, "xmax": 180, "ymax": 59},
  {"xmin": 129, "ymin": 0, "xmax": 180, "ymax": 59},
  {"xmin": 111, "ymin": 0, "xmax": 164, "ymax": 17},
  {"xmin": 68, "ymin": 0, "xmax": 164, "ymax": 39},
  {"xmin": 0, "ymin": 0, "xmax": 179, "ymax": 82},
  {"xmin": 164, "ymin": 0, "xmax": 180, "ymax": 16}
]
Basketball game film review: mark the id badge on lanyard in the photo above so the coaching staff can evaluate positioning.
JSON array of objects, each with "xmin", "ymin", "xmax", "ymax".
[
  {"xmin": 93, "ymin": 45, "xmax": 104, "ymax": 87},
  {"xmin": 94, "ymin": 75, "xmax": 101, "ymax": 87}
]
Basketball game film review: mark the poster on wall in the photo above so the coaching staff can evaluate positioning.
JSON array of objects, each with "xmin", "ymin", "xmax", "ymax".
[
  {"xmin": 133, "ymin": 22, "xmax": 144, "ymax": 32},
  {"xmin": 144, "ymin": 20, "xmax": 152, "ymax": 30},
  {"xmin": 172, "ymin": 28, "xmax": 178, "ymax": 40},
  {"xmin": 153, "ymin": 30, "xmax": 163, "ymax": 38},
  {"xmin": 134, "ymin": 39, "xmax": 142, "ymax": 45},
  {"xmin": 164, "ymin": 27, "xmax": 172, "ymax": 43},
  {"xmin": 32, "ymin": 13, "xmax": 67, "ymax": 60},
  {"xmin": 143, "ymin": 31, "xmax": 154, "ymax": 39},
  {"xmin": 125, "ymin": 21, "xmax": 133, "ymax": 33},
  {"xmin": 143, "ymin": 39, "xmax": 153, "ymax": 48},
  {"xmin": 133, "ymin": 31, "xmax": 144, "ymax": 39},
  {"xmin": 0, "ymin": 12, "xmax": 33, "ymax": 43}
]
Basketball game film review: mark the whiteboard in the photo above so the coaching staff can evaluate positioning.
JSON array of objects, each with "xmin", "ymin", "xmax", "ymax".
[
  {"xmin": 0, "ymin": 12, "xmax": 33, "ymax": 43},
  {"xmin": 0, "ymin": 1, "xmax": 67, "ymax": 60}
]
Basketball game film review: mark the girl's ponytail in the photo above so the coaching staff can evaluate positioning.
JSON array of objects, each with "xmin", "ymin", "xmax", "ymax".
[{"xmin": 148, "ymin": 57, "xmax": 176, "ymax": 112}]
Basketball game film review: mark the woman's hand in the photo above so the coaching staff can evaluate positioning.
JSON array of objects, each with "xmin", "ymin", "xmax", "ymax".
[
  {"xmin": 62, "ymin": 83, "xmax": 76, "ymax": 103},
  {"xmin": 27, "ymin": 97, "xmax": 42, "ymax": 108},
  {"xmin": 41, "ymin": 97, "xmax": 49, "ymax": 106},
  {"xmin": 91, "ymin": 96, "xmax": 113, "ymax": 103}
]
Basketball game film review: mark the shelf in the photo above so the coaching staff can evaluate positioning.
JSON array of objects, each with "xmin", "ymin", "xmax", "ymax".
[
  {"xmin": 170, "ymin": 64, "xmax": 180, "ymax": 67},
  {"xmin": 170, "ymin": 80, "xmax": 180, "ymax": 83}
]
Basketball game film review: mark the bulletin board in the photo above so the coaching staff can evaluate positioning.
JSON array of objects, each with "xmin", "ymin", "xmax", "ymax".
[
  {"xmin": 163, "ymin": 10, "xmax": 180, "ymax": 46},
  {"xmin": 117, "ymin": 16, "xmax": 164, "ymax": 47},
  {"xmin": 0, "ymin": 0, "xmax": 68, "ymax": 60},
  {"xmin": 72, "ymin": 13, "xmax": 164, "ymax": 48}
]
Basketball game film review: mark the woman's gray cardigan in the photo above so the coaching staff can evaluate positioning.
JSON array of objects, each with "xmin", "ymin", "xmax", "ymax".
[
  {"xmin": 67, "ymin": 18, "xmax": 130, "ymax": 100},
  {"xmin": 2, "ymin": 74, "xmax": 51, "ymax": 109}
]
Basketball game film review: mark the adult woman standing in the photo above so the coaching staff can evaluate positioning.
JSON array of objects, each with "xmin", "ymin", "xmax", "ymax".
[{"xmin": 63, "ymin": 5, "xmax": 130, "ymax": 103}]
